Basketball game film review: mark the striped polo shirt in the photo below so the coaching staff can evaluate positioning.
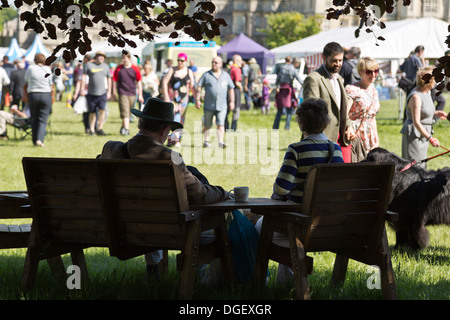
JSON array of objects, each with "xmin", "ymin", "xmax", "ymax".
[{"xmin": 273, "ymin": 133, "xmax": 344, "ymax": 203}]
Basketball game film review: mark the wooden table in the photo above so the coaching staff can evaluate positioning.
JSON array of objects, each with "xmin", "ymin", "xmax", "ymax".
[
  {"xmin": 190, "ymin": 197, "xmax": 300, "ymax": 214},
  {"xmin": 0, "ymin": 191, "xmax": 31, "ymax": 219},
  {"xmin": 191, "ymin": 197, "xmax": 301, "ymax": 225}
]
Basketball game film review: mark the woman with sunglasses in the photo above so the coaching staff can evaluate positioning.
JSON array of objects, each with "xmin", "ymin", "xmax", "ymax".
[
  {"xmin": 345, "ymin": 57, "xmax": 381, "ymax": 155},
  {"xmin": 162, "ymin": 52, "xmax": 196, "ymax": 147}
]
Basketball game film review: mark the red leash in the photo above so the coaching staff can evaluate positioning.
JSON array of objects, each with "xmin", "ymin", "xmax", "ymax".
[{"xmin": 399, "ymin": 145, "xmax": 450, "ymax": 173}]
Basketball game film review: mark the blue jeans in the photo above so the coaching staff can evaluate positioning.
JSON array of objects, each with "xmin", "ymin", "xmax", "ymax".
[
  {"xmin": 225, "ymin": 87, "xmax": 241, "ymax": 131},
  {"xmin": 272, "ymin": 107, "xmax": 294, "ymax": 130},
  {"xmin": 28, "ymin": 92, "xmax": 52, "ymax": 144}
]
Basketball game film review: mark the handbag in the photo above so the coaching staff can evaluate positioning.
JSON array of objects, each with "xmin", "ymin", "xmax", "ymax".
[
  {"xmin": 228, "ymin": 209, "xmax": 260, "ymax": 283},
  {"xmin": 398, "ymin": 76, "xmax": 415, "ymax": 94}
]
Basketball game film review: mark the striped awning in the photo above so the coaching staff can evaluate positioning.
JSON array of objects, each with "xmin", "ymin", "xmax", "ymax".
[{"xmin": 304, "ymin": 53, "xmax": 323, "ymax": 72}]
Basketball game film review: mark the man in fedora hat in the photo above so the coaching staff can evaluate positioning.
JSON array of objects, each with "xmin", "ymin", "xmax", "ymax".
[
  {"xmin": 100, "ymin": 97, "xmax": 229, "ymax": 277},
  {"xmin": 101, "ymin": 96, "xmax": 228, "ymax": 204},
  {"xmin": 80, "ymin": 50, "xmax": 112, "ymax": 135}
]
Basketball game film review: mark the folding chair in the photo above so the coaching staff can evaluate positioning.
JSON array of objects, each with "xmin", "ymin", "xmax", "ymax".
[{"xmin": 13, "ymin": 117, "xmax": 32, "ymax": 140}]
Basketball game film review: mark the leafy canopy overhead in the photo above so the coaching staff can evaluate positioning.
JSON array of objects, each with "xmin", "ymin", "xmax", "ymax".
[
  {"xmin": 2, "ymin": 0, "xmax": 450, "ymax": 92},
  {"xmin": 3, "ymin": 0, "xmax": 226, "ymax": 69}
]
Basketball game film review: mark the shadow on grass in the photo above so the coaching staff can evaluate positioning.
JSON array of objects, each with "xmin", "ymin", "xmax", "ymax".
[{"xmin": 1, "ymin": 246, "xmax": 448, "ymax": 300}]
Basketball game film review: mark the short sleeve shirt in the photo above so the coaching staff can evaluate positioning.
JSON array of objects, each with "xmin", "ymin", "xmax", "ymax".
[
  {"xmin": 230, "ymin": 65, "xmax": 242, "ymax": 83},
  {"xmin": 84, "ymin": 62, "xmax": 111, "ymax": 96},
  {"xmin": 197, "ymin": 70, "xmax": 235, "ymax": 111},
  {"xmin": 113, "ymin": 64, "xmax": 142, "ymax": 96}
]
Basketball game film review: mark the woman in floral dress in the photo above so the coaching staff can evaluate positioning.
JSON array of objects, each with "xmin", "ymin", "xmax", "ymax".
[{"xmin": 345, "ymin": 57, "xmax": 380, "ymax": 153}]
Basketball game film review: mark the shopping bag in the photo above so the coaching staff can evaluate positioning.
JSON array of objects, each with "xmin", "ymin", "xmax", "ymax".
[{"xmin": 73, "ymin": 96, "xmax": 88, "ymax": 114}]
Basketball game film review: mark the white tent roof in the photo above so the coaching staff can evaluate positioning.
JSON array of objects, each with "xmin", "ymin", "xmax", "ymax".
[
  {"xmin": 270, "ymin": 17, "xmax": 449, "ymax": 61},
  {"xmin": 24, "ymin": 34, "xmax": 51, "ymax": 61},
  {"xmin": 5, "ymin": 38, "xmax": 25, "ymax": 61}
]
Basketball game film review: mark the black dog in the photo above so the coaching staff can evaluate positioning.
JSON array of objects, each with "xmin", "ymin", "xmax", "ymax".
[{"xmin": 365, "ymin": 148, "xmax": 450, "ymax": 250}]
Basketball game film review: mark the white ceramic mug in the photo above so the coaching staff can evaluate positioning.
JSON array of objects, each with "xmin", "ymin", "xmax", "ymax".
[{"xmin": 229, "ymin": 186, "xmax": 249, "ymax": 203}]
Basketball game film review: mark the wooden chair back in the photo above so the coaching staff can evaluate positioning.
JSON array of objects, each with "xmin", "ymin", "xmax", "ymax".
[
  {"xmin": 23, "ymin": 157, "xmax": 107, "ymax": 248},
  {"xmin": 302, "ymin": 162, "xmax": 394, "ymax": 252},
  {"xmin": 96, "ymin": 159, "xmax": 190, "ymax": 259}
]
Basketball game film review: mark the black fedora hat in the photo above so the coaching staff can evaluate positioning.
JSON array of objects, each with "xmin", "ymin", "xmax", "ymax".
[{"xmin": 131, "ymin": 97, "xmax": 183, "ymax": 130}]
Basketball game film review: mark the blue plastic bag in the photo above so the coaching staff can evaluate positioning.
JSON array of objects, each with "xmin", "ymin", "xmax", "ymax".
[{"xmin": 228, "ymin": 210, "xmax": 260, "ymax": 283}]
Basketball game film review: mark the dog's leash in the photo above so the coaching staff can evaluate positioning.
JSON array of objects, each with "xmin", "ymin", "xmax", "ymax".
[{"xmin": 399, "ymin": 145, "xmax": 450, "ymax": 173}]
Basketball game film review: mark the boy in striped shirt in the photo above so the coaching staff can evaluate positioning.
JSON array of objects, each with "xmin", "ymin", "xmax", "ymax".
[{"xmin": 272, "ymin": 98, "xmax": 344, "ymax": 203}]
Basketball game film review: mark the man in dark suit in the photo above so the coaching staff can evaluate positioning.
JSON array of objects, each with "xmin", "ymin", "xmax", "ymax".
[
  {"xmin": 9, "ymin": 60, "xmax": 27, "ymax": 111},
  {"xmin": 302, "ymin": 42, "xmax": 356, "ymax": 163}
]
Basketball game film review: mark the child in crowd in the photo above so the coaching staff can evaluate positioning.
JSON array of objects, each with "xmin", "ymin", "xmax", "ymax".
[
  {"xmin": 261, "ymin": 78, "xmax": 271, "ymax": 115},
  {"xmin": 271, "ymin": 98, "xmax": 344, "ymax": 203}
]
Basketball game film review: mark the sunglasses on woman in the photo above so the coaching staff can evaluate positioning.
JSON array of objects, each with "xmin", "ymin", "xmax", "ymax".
[
  {"xmin": 178, "ymin": 59, "xmax": 186, "ymax": 62},
  {"xmin": 365, "ymin": 69, "xmax": 379, "ymax": 75}
]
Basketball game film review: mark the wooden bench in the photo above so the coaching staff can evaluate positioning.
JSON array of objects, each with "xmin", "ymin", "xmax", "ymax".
[
  {"xmin": 21, "ymin": 157, "xmax": 236, "ymax": 299},
  {"xmin": 0, "ymin": 191, "xmax": 66, "ymax": 275},
  {"xmin": 0, "ymin": 224, "xmax": 31, "ymax": 249},
  {"xmin": 0, "ymin": 192, "xmax": 31, "ymax": 249},
  {"xmin": 254, "ymin": 162, "xmax": 398, "ymax": 300}
]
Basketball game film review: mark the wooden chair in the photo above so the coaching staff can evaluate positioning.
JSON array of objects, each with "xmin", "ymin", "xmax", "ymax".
[
  {"xmin": 96, "ymin": 159, "xmax": 236, "ymax": 299},
  {"xmin": 254, "ymin": 162, "xmax": 398, "ymax": 300},
  {"xmin": 21, "ymin": 157, "xmax": 105, "ymax": 290}
]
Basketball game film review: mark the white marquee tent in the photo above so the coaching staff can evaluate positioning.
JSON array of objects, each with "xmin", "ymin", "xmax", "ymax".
[
  {"xmin": 270, "ymin": 17, "xmax": 449, "ymax": 73},
  {"xmin": 24, "ymin": 34, "xmax": 51, "ymax": 61},
  {"xmin": 5, "ymin": 38, "xmax": 25, "ymax": 61}
]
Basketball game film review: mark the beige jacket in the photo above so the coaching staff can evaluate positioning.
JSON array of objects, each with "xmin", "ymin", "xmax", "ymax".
[{"xmin": 302, "ymin": 65, "xmax": 352, "ymax": 146}]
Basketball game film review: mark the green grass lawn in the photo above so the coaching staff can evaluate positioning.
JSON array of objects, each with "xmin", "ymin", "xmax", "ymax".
[{"xmin": 0, "ymin": 93, "xmax": 449, "ymax": 300}]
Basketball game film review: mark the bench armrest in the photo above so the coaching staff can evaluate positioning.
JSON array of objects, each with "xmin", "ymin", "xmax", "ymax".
[
  {"xmin": 265, "ymin": 211, "xmax": 311, "ymax": 226},
  {"xmin": 385, "ymin": 211, "xmax": 398, "ymax": 223},
  {"xmin": 180, "ymin": 210, "xmax": 213, "ymax": 221}
]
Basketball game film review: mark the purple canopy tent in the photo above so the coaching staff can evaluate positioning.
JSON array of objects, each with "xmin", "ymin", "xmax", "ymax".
[{"xmin": 217, "ymin": 33, "xmax": 274, "ymax": 74}]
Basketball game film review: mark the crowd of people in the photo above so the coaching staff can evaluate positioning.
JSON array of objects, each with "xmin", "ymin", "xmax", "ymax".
[
  {"xmin": 1, "ymin": 40, "xmax": 449, "ymax": 285},
  {"xmin": 0, "ymin": 42, "xmax": 448, "ymax": 163}
]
